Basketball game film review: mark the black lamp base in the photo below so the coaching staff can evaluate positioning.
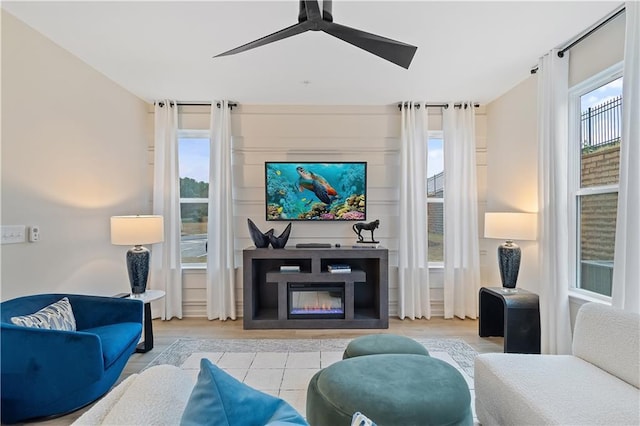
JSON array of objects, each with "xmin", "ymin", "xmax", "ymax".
[
  {"xmin": 126, "ymin": 245, "xmax": 150, "ymax": 294},
  {"xmin": 498, "ymin": 241, "xmax": 521, "ymax": 290}
]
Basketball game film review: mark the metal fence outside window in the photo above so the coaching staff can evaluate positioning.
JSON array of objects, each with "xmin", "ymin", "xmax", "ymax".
[
  {"xmin": 581, "ymin": 95, "xmax": 622, "ymax": 152},
  {"xmin": 427, "ymin": 171, "xmax": 444, "ymax": 197}
]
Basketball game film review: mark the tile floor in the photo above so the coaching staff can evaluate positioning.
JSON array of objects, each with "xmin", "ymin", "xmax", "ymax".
[{"xmin": 180, "ymin": 350, "xmax": 477, "ymax": 422}]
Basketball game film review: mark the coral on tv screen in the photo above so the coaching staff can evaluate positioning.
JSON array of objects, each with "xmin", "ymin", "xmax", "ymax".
[{"xmin": 265, "ymin": 162, "xmax": 367, "ymax": 221}]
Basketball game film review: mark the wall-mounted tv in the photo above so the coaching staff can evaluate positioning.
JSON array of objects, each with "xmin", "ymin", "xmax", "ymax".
[{"xmin": 265, "ymin": 162, "xmax": 367, "ymax": 221}]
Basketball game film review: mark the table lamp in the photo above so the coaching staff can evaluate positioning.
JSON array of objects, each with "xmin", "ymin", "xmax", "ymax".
[
  {"xmin": 484, "ymin": 212, "xmax": 537, "ymax": 291},
  {"xmin": 111, "ymin": 215, "xmax": 164, "ymax": 294}
]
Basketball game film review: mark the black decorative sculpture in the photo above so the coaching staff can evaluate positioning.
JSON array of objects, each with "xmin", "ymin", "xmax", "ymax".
[
  {"xmin": 247, "ymin": 218, "xmax": 273, "ymax": 248},
  {"xmin": 352, "ymin": 219, "xmax": 380, "ymax": 243},
  {"xmin": 269, "ymin": 222, "xmax": 292, "ymax": 249},
  {"xmin": 247, "ymin": 218, "xmax": 292, "ymax": 249}
]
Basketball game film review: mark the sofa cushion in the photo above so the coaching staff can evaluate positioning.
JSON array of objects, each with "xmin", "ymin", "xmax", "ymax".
[
  {"xmin": 10, "ymin": 297, "xmax": 76, "ymax": 331},
  {"xmin": 475, "ymin": 353, "xmax": 640, "ymax": 426},
  {"xmin": 572, "ymin": 302, "xmax": 640, "ymax": 388},
  {"xmin": 73, "ymin": 365, "xmax": 195, "ymax": 425},
  {"xmin": 180, "ymin": 358, "xmax": 308, "ymax": 426},
  {"xmin": 83, "ymin": 323, "xmax": 142, "ymax": 369}
]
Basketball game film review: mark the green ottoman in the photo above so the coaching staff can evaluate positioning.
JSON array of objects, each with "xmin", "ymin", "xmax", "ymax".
[
  {"xmin": 306, "ymin": 354, "xmax": 472, "ymax": 426},
  {"xmin": 343, "ymin": 334, "xmax": 429, "ymax": 359}
]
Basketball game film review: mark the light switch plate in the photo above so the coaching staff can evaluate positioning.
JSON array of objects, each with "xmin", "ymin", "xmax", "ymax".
[{"xmin": 1, "ymin": 225, "xmax": 26, "ymax": 244}]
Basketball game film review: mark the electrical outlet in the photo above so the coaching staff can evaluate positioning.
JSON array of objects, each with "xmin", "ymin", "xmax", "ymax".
[
  {"xmin": 1, "ymin": 225, "xmax": 26, "ymax": 244},
  {"xmin": 29, "ymin": 225, "xmax": 40, "ymax": 242}
]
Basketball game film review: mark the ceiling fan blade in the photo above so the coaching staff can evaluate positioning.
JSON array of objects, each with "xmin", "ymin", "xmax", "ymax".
[
  {"xmin": 303, "ymin": 0, "xmax": 322, "ymax": 22},
  {"xmin": 214, "ymin": 22, "xmax": 309, "ymax": 58},
  {"xmin": 322, "ymin": 0, "xmax": 333, "ymax": 22},
  {"xmin": 322, "ymin": 22, "xmax": 417, "ymax": 69}
]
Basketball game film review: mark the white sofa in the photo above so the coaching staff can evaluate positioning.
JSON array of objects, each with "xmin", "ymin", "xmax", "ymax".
[
  {"xmin": 73, "ymin": 364, "xmax": 195, "ymax": 425},
  {"xmin": 72, "ymin": 359, "xmax": 309, "ymax": 425},
  {"xmin": 475, "ymin": 302, "xmax": 640, "ymax": 425}
]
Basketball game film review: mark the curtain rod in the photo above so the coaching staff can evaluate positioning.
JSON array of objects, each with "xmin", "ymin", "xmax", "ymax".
[
  {"xmin": 530, "ymin": 5, "xmax": 625, "ymax": 74},
  {"xmin": 156, "ymin": 101, "xmax": 238, "ymax": 110},
  {"xmin": 397, "ymin": 102, "xmax": 480, "ymax": 111}
]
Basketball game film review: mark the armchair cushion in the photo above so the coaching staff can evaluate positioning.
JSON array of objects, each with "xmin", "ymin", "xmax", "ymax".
[
  {"xmin": 84, "ymin": 323, "xmax": 144, "ymax": 369},
  {"xmin": 10, "ymin": 296, "xmax": 76, "ymax": 331}
]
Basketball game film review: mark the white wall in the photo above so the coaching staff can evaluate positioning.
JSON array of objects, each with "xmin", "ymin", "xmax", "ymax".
[
  {"xmin": 1, "ymin": 11, "xmax": 151, "ymax": 300},
  {"xmin": 0, "ymin": 9, "xmax": 488, "ymax": 317},
  {"xmin": 484, "ymin": 76, "xmax": 539, "ymax": 294},
  {"xmin": 484, "ymin": 10, "xmax": 625, "ymax": 322},
  {"xmin": 178, "ymin": 104, "xmax": 486, "ymax": 318}
]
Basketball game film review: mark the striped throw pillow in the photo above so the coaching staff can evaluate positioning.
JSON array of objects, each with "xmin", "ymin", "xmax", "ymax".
[{"xmin": 352, "ymin": 412, "xmax": 377, "ymax": 426}]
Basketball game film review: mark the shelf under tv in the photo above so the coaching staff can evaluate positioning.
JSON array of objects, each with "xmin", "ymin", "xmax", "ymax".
[{"xmin": 243, "ymin": 247, "xmax": 389, "ymax": 329}]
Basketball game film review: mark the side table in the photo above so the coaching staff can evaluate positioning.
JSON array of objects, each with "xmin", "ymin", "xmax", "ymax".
[
  {"xmin": 128, "ymin": 290, "xmax": 165, "ymax": 353},
  {"xmin": 479, "ymin": 287, "xmax": 541, "ymax": 354}
]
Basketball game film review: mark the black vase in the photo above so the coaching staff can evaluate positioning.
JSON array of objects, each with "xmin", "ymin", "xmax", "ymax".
[
  {"xmin": 126, "ymin": 246, "xmax": 150, "ymax": 294},
  {"xmin": 498, "ymin": 241, "xmax": 521, "ymax": 289},
  {"xmin": 269, "ymin": 222, "xmax": 292, "ymax": 249},
  {"xmin": 247, "ymin": 219, "xmax": 273, "ymax": 248}
]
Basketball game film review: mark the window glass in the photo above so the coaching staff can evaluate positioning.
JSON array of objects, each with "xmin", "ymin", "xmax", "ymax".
[
  {"xmin": 427, "ymin": 203, "xmax": 444, "ymax": 262},
  {"xmin": 572, "ymin": 73, "xmax": 622, "ymax": 297},
  {"xmin": 179, "ymin": 136, "xmax": 209, "ymax": 264},
  {"xmin": 427, "ymin": 138, "xmax": 444, "ymax": 199},
  {"xmin": 580, "ymin": 77, "xmax": 622, "ymax": 187},
  {"xmin": 578, "ymin": 192, "xmax": 617, "ymax": 296},
  {"xmin": 427, "ymin": 137, "xmax": 444, "ymax": 263}
]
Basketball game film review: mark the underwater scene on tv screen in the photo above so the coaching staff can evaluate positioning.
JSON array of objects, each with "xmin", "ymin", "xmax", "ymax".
[{"xmin": 265, "ymin": 162, "xmax": 366, "ymax": 221}]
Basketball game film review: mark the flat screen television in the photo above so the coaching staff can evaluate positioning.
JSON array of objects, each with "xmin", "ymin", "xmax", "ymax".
[{"xmin": 265, "ymin": 162, "xmax": 367, "ymax": 221}]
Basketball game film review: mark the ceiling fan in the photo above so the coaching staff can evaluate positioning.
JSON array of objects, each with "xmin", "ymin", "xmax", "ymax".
[{"xmin": 214, "ymin": 0, "xmax": 417, "ymax": 69}]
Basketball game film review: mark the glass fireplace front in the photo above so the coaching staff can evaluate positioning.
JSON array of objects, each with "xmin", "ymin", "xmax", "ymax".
[{"xmin": 288, "ymin": 283, "xmax": 345, "ymax": 319}]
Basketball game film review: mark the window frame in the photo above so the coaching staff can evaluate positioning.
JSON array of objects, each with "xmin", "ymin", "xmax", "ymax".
[
  {"xmin": 567, "ymin": 62, "xmax": 622, "ymax": 300},
  {"xmin": 427, "ymin": 130, "xmax": 444, "ymax": 269},
  {"xmin": 178, "ymin": 129, "xmax": 211, "ymax": 268}
]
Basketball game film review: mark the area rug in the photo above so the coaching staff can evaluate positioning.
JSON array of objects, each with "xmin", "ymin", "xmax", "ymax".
[{"xmin": 145, "ymin": 337, "xmax": 478, "ymax": 377}]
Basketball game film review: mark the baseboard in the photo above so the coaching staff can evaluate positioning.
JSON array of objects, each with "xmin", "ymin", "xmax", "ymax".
[{"xmin": 181, "ymin": 301, "xmax": 446, "ymax": 319}]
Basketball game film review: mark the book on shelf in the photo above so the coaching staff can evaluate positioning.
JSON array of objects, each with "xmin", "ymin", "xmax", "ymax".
[
  {"xmin": 328, "ymin": 264, "xmax": 351, "ymax": 273},
  {"xmin": 352, "ymin": 243, "xmax": 380, "ymax": 248},
  {"xmin": 280, "ymin": 265, "xmax": 300, "ymax": 272}
]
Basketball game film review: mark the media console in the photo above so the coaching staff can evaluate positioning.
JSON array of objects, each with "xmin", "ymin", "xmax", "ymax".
[{"xmin": 243, "ymin": 247, "xmax": 389, "ymax": 329}]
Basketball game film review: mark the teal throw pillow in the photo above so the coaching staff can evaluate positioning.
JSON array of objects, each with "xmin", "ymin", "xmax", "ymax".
[{"xmin": 180, "ymin": 358, "xmax": 308, "ymax": 426}]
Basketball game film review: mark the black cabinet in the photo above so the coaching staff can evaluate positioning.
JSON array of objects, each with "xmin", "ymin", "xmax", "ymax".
[
  {"xmin": 479, "ymin": 287, "xmax": 541, "ymax": 354},
  {"xmin": 243, "ymin": 247, "xmax": 389, "ymax": 329}
]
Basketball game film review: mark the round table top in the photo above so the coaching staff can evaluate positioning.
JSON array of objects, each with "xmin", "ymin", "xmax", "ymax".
[{"xmin": 128, "ymin": 289, "xmax": 165, "ymax": 303}]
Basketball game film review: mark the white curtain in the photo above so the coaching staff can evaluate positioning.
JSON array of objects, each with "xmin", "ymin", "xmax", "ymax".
[
  {"xmin": 398, "ymin": 102, "xmax": 431, "ymax": 319},
  {"xmin": 151, "ymin": 100, "xmax": 183, "ymax": 320},
  {"xmin": 206, "ymin": 100, "xmax": 236, "ymax": 320},
  {"xmin": 443, "ymin": 104, "xmax": 481, "ymax": 319},
  {"xmin": 537, "ymin": 50, "xmax": 572, "ymax": 354},
  {"xmin": 612, "ymin": 2, "xmax": 640, "ymax": 313}
]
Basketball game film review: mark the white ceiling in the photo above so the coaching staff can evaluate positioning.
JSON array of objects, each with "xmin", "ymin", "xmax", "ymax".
[{"xmin": 2, "ymin": 1, "xmax": 621, "ymax": 105}]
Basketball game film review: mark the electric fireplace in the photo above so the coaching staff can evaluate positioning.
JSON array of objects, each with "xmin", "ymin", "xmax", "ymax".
[{"xmin": 288, "ymin": 283, "xmax": 345, "ymax": 319}]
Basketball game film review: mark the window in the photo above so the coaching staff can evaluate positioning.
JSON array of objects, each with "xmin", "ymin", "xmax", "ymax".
[
  {"xmin": 427, "ymin": 132, "xmax": 444, "ymax": 264},
  {"xmin": 178, "ymin": 130, "xmax": 210, "ymax": 265},
  {"xmin": 570, "ymin": 68, "xmax": 622, "ymax": 297}
]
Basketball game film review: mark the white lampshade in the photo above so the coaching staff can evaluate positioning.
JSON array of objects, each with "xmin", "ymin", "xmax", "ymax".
[
  {"xmin": 110, "ymin": 215, "xmax": 164, "ymax": 246},
  {"xmin": 484, "ymin": 212, "xmax": 537, "ymax": 241}
]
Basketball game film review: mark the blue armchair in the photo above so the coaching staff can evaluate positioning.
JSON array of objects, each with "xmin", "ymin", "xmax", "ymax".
[{"xmin": 1, "ymin": 294, "xmax": 143, "ymax": 424}]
